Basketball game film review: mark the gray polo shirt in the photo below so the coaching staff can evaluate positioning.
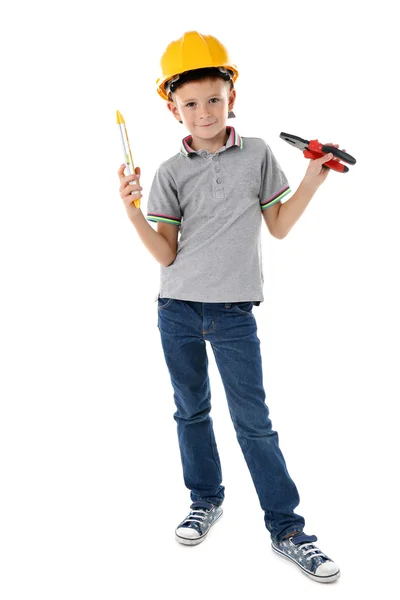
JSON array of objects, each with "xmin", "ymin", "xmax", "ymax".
[{"xmin": 146, "ymin": 126, "xmax": 291, "ymax": 304}]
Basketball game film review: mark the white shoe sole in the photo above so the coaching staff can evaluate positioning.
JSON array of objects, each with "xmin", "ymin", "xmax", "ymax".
[{"xmin": 175, "ymin": 510, "xmax": 223, "ymax": 546}]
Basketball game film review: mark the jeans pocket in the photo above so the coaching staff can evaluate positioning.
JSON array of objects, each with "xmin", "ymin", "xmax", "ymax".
[
  {"xmin": 157, "ymin": 297, "xmax": 174, "ymax": 310},
  {"xmin": 232, "ymin": 301, "xmax": 254, "ymax": 315}
]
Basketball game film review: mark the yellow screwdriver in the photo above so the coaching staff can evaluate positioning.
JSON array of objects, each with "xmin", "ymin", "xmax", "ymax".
[{"xmin": 116, "ymin": 110, "xmax": 140, "ymax": 208}]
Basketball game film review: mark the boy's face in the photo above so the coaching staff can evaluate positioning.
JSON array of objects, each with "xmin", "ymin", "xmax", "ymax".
[{"xmin": 167, "ymin": 77, "xmax": 236, "ymax": 139}]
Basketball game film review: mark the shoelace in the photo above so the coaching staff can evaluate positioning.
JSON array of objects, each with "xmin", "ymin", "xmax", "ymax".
[
  {"xmin": 296, "ymin": 542, "xmax": 328, "ymax": 561},
  {"xmin": 183, "ymin": 508, "xmax": 210, "ymax": 525}
]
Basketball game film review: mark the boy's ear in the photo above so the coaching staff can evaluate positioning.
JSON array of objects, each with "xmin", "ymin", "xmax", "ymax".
[
  {"xmin": 167, "ymin": 101, "xmax": 183, "ymax": 124},
  {"xmin": 228, "ymin": 88, "xmax": 236, "ymax": 110}
]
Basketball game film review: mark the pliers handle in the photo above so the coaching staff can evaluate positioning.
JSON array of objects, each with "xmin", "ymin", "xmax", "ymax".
[{"xmin": 280, "ymin": 132, "xmax": 356, "ymax": 173}]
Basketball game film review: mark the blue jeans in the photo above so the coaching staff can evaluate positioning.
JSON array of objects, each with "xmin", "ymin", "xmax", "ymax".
[{"xmin": 157, "ymin": 298, "xmax": 305, "ymax": 542}]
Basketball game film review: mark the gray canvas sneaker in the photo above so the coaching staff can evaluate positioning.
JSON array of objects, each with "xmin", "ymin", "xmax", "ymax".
[
  {"xmin": 175, "ymin": 501, "xmax": 223, "ymax": 546},
  {"xmin": 271, "ymin": 532, "xmax": 340, "ymax": 583}
]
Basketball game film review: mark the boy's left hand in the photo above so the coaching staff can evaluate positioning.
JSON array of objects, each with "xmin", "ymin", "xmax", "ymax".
[{"xmin": 302, "ymin": 143, "xmax": 346, "ymax": 192}]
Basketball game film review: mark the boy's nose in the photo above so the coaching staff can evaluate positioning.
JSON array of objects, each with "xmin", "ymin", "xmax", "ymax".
[{"xmin": 198, "ymin": 106, "xmax": 212, "ymax": 118}]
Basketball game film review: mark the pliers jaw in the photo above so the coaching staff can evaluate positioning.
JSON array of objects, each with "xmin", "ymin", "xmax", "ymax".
[
  {"xmin": 280, "ymin": 132, "xmax": 356, "ymax": 173},
  {"xmin": 280, "ymin": 133, "xmax": 309, "ymax": 151}
]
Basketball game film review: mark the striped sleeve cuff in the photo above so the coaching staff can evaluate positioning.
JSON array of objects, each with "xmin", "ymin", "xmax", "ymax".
[
  {"xmin": 260, "ymin": 186, "xmax": 291, "ymax": 211},
  {"xmin": 146, "ymin": 213, "xmax": 181, "ymax": 226}
]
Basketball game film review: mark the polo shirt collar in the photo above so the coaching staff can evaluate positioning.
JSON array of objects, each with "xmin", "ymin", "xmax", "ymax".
[{"xmin": 180, "ymin": 126, "xmax": 243, "ymax": 157}]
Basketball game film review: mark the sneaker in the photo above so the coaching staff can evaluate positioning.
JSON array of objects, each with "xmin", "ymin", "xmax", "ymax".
[
  {"xmin": 271, "ymin": 532, "xmax": 341, "ymax": 583},
  {"xmin": 175, "ymin": 501, "xmax": 223, "ymax": 546}
]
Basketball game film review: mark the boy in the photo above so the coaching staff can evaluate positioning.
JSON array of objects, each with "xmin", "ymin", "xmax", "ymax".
[{"xmin": 117, "ymin": 31, "xmax": 342, "ymax": 583}]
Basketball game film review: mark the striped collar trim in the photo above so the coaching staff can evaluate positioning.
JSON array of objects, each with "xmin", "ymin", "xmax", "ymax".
[{"xmin": 180, "ymin": 126, "xmax": 243, "ymax": 157}]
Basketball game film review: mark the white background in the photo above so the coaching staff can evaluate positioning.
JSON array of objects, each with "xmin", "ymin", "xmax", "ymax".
[{"xmin": 1, "ymin": 0, "xmax": 399, "ymax": 597}]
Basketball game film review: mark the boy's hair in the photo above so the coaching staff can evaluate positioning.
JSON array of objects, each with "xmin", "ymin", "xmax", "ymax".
[{"xmin": 168, "ymin": 76, "xmax": 234, "ymax": 104}]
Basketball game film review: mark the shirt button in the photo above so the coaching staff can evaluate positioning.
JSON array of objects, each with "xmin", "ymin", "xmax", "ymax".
[
  {"xmin": 216, "ymin": 178, "xmax": 221, "ymax": 184},
  {"xmin": 215, "ymin": 168, "xmax": 220, "ymax": 172}
]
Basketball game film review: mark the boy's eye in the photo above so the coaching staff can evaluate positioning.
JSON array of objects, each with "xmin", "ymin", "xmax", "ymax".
[{"xmin": 186, "ymin": 98, "xmax": 219, "ymax": 107}]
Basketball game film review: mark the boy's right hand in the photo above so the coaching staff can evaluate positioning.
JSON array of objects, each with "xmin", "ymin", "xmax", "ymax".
[{"xmin": 118, "ymin": 164, "xmax": 143, "ymax": 221}]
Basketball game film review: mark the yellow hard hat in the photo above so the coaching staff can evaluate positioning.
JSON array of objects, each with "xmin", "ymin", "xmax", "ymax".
[{"xmin": 156, "ymin": 31, "xmax": 239, "ymax": 102}]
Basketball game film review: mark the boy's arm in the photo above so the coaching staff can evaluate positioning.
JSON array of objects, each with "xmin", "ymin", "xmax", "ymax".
[
  {"xmin": 263, "ymin": 181, "xmax": 315, "ymax": 239},
  {"xmin": 262, "ymin": 202, "xmax": 282, "ymax": 238},
  {"xmin": 130, "ymin": 210, "xmax": 176, "ymax": 266},
  {"xmin": 267, "ymin": 147, "xmax": 338, "ymax": 238},
  {"xmin": 144, "ymin": 165, "xmax": 182, "ymax": 265}
]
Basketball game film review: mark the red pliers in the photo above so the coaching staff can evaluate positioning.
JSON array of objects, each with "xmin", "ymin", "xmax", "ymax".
[{"xmin": 280, "ymin": 132, "xmax": 356, "ymax": 173}]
